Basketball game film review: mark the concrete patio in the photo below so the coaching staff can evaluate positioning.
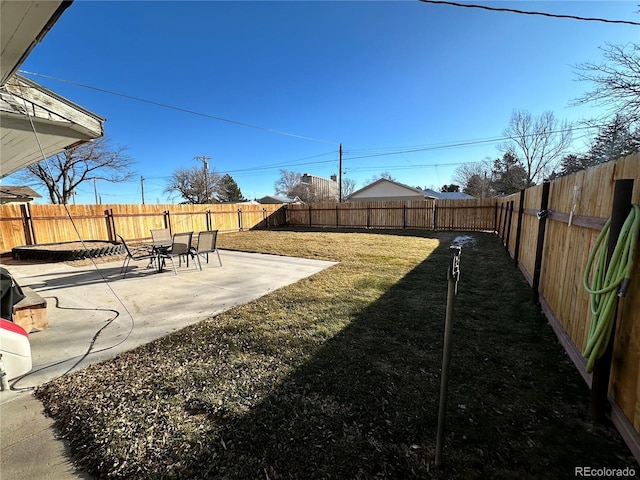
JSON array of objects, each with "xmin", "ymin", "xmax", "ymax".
[{"xmin": 0, "ymin": 249, "xmax": 337, "ymax": 479}]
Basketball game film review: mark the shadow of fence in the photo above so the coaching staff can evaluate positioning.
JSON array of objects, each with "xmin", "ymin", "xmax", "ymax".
[{"xmin": 175, "ymin": 233, "xmax": 631, "ymax": 479}]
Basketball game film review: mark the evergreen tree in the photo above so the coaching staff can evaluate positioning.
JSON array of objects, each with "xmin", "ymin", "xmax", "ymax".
[
  {"xmin": 464, "ymin": 174, "xmax": 492, "ymax": 197},
  {"xmin": 491, "ymin": 152, "xmax": 529, "ymax": 195},
  {"xmin": 216, "ymin": 174, "xmax": 247, "ymax": 202},
  {"xmin": 557, "ymin": 154, "xmax": 596, "ymax": 177},
  {"xmin": 583, "ymin": 115, "xmax": 640, "ymax": 165}
]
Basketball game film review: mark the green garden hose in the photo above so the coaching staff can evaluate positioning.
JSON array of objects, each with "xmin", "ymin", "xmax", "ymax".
[{"xmin": 583, "ymin": 204, "xmax": 640, "ymax": 373}]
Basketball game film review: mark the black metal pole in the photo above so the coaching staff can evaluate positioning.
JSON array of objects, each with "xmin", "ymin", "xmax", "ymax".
[
  {"xmin": 532, "ymin": 182, "xmax": 550, "ymax": 303},
  {"xmin": 505, "ymin": 200, "xmax": 514, "ymax": 253},
  {"xmin": 514, "ymin": 189, "xmax": 525, "ymax": 268}
]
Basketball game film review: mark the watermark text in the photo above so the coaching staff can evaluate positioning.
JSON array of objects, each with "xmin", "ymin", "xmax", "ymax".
[{"xmin": 575, "ymin": 466, "xmax": 636, "ymax": 477}]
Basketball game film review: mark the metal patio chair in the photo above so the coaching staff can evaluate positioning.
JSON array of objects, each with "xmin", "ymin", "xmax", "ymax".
[
  {"xmin": 158, "ymin": 231, "xmax": 194, "ymax": 275},
  {"xmin": 190, "ymin": 230, "xmax": 222, "ymax": 270},
  {"xmin": 117, "ymin": 234, "xmax": 156, "ymax": 278},
  {"xmin": 150, "ymin": 228, "xmax": 172, "ymax": 246}
]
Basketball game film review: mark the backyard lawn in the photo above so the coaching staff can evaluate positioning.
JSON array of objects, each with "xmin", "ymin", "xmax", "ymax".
[{"xmin": 36, "ymin": 229, "xmax": 636, "ymax": 479}]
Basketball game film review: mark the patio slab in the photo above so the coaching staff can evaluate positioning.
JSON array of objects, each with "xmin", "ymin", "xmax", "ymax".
[{"xmin": 0, "ymin": 249, "xmax": 336, "ymax": 479}]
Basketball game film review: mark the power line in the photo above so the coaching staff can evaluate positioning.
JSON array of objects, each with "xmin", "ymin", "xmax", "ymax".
[
  {"xmin": 419, "ymin": 1, "xmax": 640, "ymax": 26},
  {"xmin": 344, "ymin": 124, "xmax": 600, "ymax": 161},
  {"xmin": 18, "ymin": 70, "xmax": 340, "ymax": 145}
]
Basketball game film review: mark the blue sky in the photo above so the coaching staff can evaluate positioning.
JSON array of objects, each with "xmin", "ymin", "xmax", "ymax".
[{"xmin": 6, "ymin": 1, "xmax": 639, "ymax": 204}]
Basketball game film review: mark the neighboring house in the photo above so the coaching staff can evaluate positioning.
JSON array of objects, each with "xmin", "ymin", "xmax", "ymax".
[
  {"xmin": 346, "ymin": 179, "xmax": 430, "ymax": 203},
  {"xmin": 258, "ymin": 195, "xmax": 302, "ymax": 204},
  {"xmin": 0, "ymin": 1, "xmax": 105, "ymax": 178},
  {"xmin": 300, "ymin": 173, "xmax": 339, "ymax": 202},
  {"xmin": 423, "ymin": 188, "xmax": 474, "ymax": 200},
  {"xmin": 0, "ymin": 186, "xmax": 41, "ymax": 204}
]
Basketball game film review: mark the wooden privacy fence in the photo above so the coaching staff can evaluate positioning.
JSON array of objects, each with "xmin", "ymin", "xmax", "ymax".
[
  {"xmin": 494, "ymin": 153, "xmax": 640, "ymax": 459},
  {"xmin": 285, "ymin": 198, "xmax": 497, "ymax": 231},
  {"xmin": 0, "ymin": 203, "xmax": 285, "ymax": 253},
  {"xmin": 284, "ymin": 154, "xmax": 640, "ymax": 460}
]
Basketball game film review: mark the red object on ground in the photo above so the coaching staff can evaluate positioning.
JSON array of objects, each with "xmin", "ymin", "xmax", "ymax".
[{"xmin": 0, "ymin": 317, "xmax": 32, "ymax": 380}]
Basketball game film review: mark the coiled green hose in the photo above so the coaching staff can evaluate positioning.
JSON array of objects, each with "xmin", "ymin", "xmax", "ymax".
[{"xmin": 583, "ymin": 204, "xmax": 640, "ymax": 373}]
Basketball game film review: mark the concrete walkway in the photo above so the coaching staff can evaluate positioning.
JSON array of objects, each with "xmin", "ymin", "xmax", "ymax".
[{"xmin": 0, "ymin": 250, "xmax": 336, "ymax": 479}]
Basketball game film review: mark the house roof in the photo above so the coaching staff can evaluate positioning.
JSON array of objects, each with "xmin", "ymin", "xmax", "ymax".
[
  {"xmin": 348, "ymin": 178, "xmax": 427, "ymax": 200},
  {"xmin": 0, "ymin": 185, "xmax": 41, "ymax": 200},
  {"xmin": 1, "ymin": 74, "xmax": 105, "ymax": 178},
  {"xmin": 1, "ymin": 1, "xmax": 105, "ymax": 179},
  {"xmin": 1, "ymin": 1, "xmax": 72, "ymax": 86},
  {"xmin": 423, "ymin": 189, "xmax": 474, "ymax": 200},
  {"xmin": 258, "ymin": 195, "xmax": 302, "ymax": 204}
]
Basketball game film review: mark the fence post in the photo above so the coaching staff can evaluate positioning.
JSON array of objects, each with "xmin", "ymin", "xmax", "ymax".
[
  {"xmin": 513, "ymin": 190, "xmax": 525, "ymax": 268},
  {"xmin": 505, "ymin": 200, "xmax": 514, "ymax": 253},
  {"xmin": 589, "ymin": 178, "xmax": 634, "ymax": 422},
  {"xmin": 403, "ymin": 204, "xmax": 407, "ymax": 229},
  {"xmin": 497, "ymin": 203, "xmax": 505, "ymax": 241},
  {"xmin": 502, "ymin": 202, "xmax": 510, "ymax": 244},
  {"xmin": 367, "ymin": 205, "xmax": 371, "ymax": 229},
  {"xmin": 308, "ymin": 205, "xmax": 312, "ymax": 227},
  {"xmin": 19, "ymin": 204, "xmax": 34, "ymax": 245},
  {"xmin": 263, "ymin": 208, "xmax": 268, "ymax": 228},
  {"xmin": 104, "ymin": 209, "xmax": 115, "ymax": 242},
  {"xmin": 237, "ymin": 208, "xmax": 243, "ymax": 231},
  {"xmin": 433, "ymin": 203, "xmax": 438, "ymax": 230},
  {"xmin": 531, "ymin": 182, "xmax": 550, "ymax": 304},
  {"xmin": 163, "ymin": 210, "xmax": 171, "ymax": 233},
  {"xmin": 336, "ymin": 204, "xmax": 339, "ymax": 228},
  {"xmin": 494, "ymin": 202, "xmax": 498, "ymax": 233}
]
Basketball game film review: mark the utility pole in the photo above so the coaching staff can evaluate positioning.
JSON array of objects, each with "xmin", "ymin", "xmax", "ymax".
[
  {"xmin": 339, "ymin": 143, "xmax": 343, "ymax": 203},
  {"xmin": 93, "ymin": 179, "xmax": 98, "ymax": 204},
  {"xmin": 141, "ymin": 176, "xmax": 145, "ymax": 205},
  {"xmin": 195, "ymin": 155, "xmax": 212, "ymax": 203}
]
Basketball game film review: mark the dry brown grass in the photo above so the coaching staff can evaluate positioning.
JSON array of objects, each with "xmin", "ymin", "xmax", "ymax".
[{"xmin": 36, "ymin": 228, "xmax": 637, "ymax": 479}]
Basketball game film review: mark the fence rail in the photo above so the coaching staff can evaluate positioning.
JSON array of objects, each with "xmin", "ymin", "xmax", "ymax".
[
  {"xmin": 0, "ymin": 203, "xmax": 285, "ymax": 252},
  {"xmin": 285, "ymin": 198, "xmax": 497, "ymax": 231},
  {"xmin": 271, "ymin": 153, "xmax": 640, "ymax": 459},
  {"xmin": 493, "ymin": 154, "xmax": 640, "ymax": 459}
]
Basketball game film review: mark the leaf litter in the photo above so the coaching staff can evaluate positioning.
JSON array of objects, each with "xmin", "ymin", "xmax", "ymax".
[{"xmin": 35, "ymin": 229, "xmax": 637, "ymax": 479}]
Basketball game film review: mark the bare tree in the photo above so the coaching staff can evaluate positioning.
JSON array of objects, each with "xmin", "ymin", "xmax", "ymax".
[
  {"xmin": 165, "ymin": 165, "xmax": 222, "ymax": 204},
  {"xmin": 18, "ymin": 137, "xmax": 134, "ymax": 204},
  {"xmin": 364, "ymin": 172, "xmax": 396, "ymax": 185},
  {"xmin": 274, "ymin": 170, "xmax": 302, "ymax": 197},
  {"xmin": 452, "ymin": 160, "xmax": 492, "ymax": 197},
  {"xmin": 274, "ymin": 169, "xmax": 340, "ymax": 203},
  {"xmin": 341, "ymin": 178, "xmax": 357, "ymax": 199},
  {"xmin": 574, "ymin": 42, "xmax": 640, "ymax": 124},
  {"xmin": 500, "ymin": 110, "xmax": 572, "ymax": 185}
]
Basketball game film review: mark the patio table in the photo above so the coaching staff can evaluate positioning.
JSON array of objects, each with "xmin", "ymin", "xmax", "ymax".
[{"xmin": 143, "ymin": 240, "xmax": 172, "ymax": 273}]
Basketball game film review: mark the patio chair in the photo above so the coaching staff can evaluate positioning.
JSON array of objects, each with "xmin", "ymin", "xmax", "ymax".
[
  {"xmin": 158, "ymin": 232, "xmax": 194, "ymax": 275},
  {"xmin": 117, "ymin": 234, "xmax": 156, "ymax": 278},
  {"xmin": 150, "ymin": 228, "xmax": 172, "ymax": 246},
  {"xmin": 190, "ymin": 230, "xmax": 222, "ymax": 270}
]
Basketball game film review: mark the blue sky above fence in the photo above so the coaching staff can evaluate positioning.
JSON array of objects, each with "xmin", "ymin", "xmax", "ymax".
[{"xmin": 5, "ymin": 1, "xmax": 639, "ymax": 204}]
